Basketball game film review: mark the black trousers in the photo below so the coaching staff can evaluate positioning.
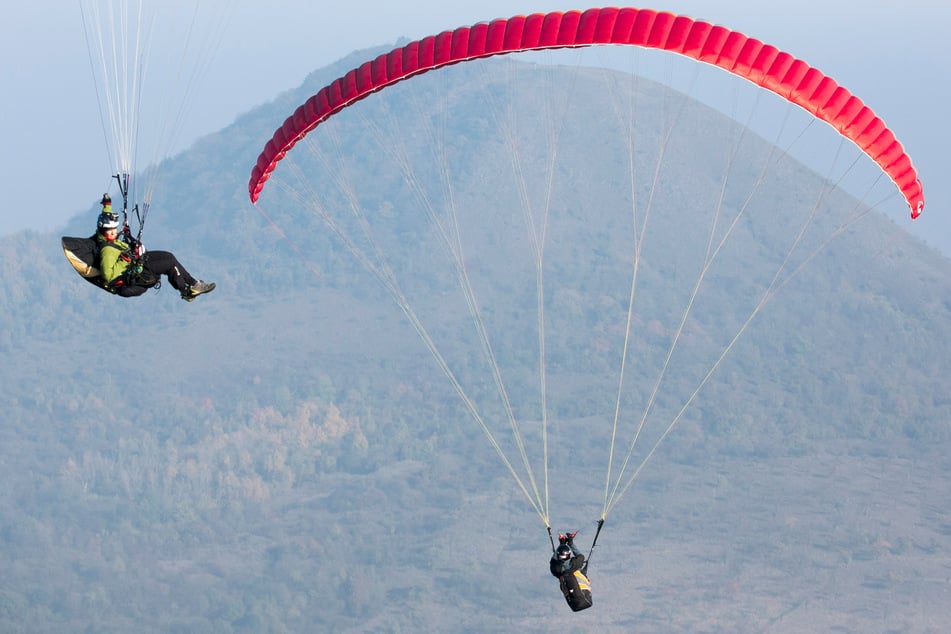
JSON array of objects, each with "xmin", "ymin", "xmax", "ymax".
[{"xmin": 116, "ymin": 250, "xmax": 196, "ymax": 297}]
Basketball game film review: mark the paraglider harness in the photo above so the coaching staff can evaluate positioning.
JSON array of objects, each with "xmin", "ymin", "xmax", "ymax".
[
  {"xmin": 61, "ymin": 173, "xmax": 160, "ymax": 295},
  {"xmin": 548, "ymin": 519, "xmax": 604, "ymax": 612}
]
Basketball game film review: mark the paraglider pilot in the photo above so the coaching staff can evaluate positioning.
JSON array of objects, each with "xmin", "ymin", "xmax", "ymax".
[
  {"xmin": 95, "ymin": 193, "xmax": 216, "ymax": 300},
  {"xmin": 550, "ymin": 530, "xmax": 593, "ymax": 612}
]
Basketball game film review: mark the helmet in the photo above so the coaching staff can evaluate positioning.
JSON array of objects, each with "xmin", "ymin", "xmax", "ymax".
[
  {"xmin": 100, "ymin": 193, "xmax": 112, "ymax": 205},
  {"xmin": 97, "ymin": 211, "xmax": 120, "ymax": 232},
  {"xmin": 556, "ymin": 544, "xmax": 572, "ymax": 561}
]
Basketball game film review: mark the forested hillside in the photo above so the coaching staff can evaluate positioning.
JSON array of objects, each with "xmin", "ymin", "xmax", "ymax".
[{"xmin": 1, "ymin": 48, "xmax": 949, "ymax": 632}]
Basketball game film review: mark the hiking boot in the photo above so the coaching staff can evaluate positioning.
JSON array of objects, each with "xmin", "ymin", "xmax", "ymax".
[{"xmin": 182, "ymin": 280, "xmax": 216, "ymax": 302}]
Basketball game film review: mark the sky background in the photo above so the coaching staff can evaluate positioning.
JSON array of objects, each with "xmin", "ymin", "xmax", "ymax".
[{"xmin": 4, "ymin": 1, "xmax": 949, "ymax": 253}]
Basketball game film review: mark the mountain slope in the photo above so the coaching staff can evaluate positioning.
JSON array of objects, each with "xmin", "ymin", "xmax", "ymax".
[{"xmin": 1, "ymin": 48, "xmax": 949, "ymax": 631}]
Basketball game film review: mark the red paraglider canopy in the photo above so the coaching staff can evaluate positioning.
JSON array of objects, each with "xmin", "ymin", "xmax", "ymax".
[{"xmin": 249, "ymin": 7, "xmax": 923, "ymax": 218}]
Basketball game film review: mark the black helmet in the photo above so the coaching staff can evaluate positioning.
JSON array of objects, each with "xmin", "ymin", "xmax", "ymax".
[
  {"xmin": 556, "ymin": 544, "xmax": 572, "ymax": 561},
  {"xmin": 97, "ymin": 211, "xmax": 120, "ymax": 232},
  {"xmin": 100, "ymin": 193, "xmax": 112, "ymax": 205}
]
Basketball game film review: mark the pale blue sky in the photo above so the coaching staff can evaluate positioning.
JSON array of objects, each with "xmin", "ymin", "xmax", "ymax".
[{"xmin": 3, "ymin": 1, "xmax": 948, "ymax": 251}]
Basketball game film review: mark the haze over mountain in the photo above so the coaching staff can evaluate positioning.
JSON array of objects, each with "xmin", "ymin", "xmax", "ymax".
[{"xmin": 2, "ymin": 47, "xmax": 949, "ymax": 632}]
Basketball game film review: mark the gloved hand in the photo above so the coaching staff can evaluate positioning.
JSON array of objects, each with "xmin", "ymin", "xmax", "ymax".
[{"xmin": 135, "ymin": 242, "xmax": 146, "ymax": 258}]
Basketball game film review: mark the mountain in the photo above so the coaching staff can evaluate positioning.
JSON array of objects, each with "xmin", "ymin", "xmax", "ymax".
[{"xmin": 1, "ymin": 47, "xmax": 950, "ymax": 632}]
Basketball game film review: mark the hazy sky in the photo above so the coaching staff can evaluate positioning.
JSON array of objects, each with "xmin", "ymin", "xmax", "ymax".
[{"xmin": 4, "ymin": 1, "xmax": 948, "ymax": 252}]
